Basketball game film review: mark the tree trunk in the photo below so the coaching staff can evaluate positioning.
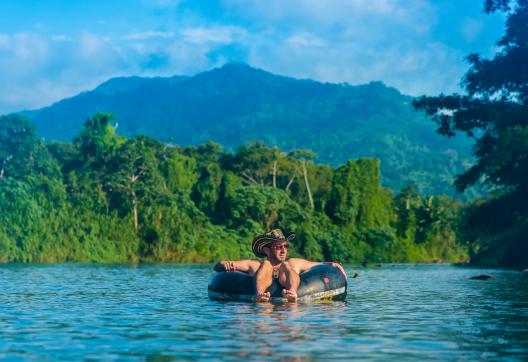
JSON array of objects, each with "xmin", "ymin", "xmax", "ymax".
[
  {"xmin": 286, "ymin": 172, "xmax": 296, "ymax": 191},
  {"xmin": 241, "ymin": 171, "xmax": 259, "ymax": 185},
  {"xmin": 272, "ymin": 161, "xmax": 277, "ymax": 188},
  {"xmin": 265, "ymin": 210, "xmax": 278, "ymax": 230},
  {"xmin": 130, "ymin": 173, "xmax": 139, "ymax": 233},
  {"xmin": 0, "ymin": 159, "xmax": 6, "ymax": 178},
  {"xmin": 302, "ymin": 159, "xmax": 314, "ymax": 210},
  {"xmin": 132, "ymin": 192, "xmax": 138, "ymax": 233}
]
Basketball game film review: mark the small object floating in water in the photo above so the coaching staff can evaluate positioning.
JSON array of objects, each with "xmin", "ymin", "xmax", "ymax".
[
  {"xmin": 208, "ymin": 264, "xmax": 347, "ymax": 303},
  {"xmin": 352, "ymin": 272, "xmax": 360, "ymax": 278},
  {"xmin": 469, "ymin": 274, "xmax": 493, "ymax": 280}
]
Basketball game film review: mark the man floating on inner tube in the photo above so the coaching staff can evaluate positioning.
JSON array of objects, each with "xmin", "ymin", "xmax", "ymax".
[{"xmin": 214, "ymin": 229, "xmax": 346, "ymax": 302}]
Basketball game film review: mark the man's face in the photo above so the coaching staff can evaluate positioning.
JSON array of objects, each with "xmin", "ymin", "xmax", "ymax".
[{"xmin": 265, "ymin": 241, "xmax": 288, "ymax": 262}]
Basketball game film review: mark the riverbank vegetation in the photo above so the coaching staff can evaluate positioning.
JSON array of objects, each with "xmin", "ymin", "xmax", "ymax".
[{"xmin": 0, "ymin": 112, "xmax": 466, "ymax": 263}]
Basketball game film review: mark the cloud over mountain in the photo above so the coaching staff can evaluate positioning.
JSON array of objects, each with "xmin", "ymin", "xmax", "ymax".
[{"xmin": 0, "ymin": 0, "xmax": 504, "ymax": 115}]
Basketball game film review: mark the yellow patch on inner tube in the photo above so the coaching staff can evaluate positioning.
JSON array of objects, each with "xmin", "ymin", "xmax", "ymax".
[{"xmin": 315, "ymin": 291, "xmax": 334, "ymax": 301}]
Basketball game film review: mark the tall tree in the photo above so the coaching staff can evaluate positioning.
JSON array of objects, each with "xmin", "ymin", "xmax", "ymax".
[
  {"xmin": 289, "ymin": 149, "xmax": 317, "ymax": 210},
  {"xmin": 413, "ymin": 0, "xmax": 528, "ymax": 267},
  {"xmin": 106, "ymin": 137, "xmax": 167, "ymax": 233},
  {"xmin": 326, "ymin": 159, "xmax": 392, "ymax": 231},
  {"xmin": 413, "ymin": 0, "xmax": 528, "ymax": 196},
  {"xmin": 74, "ymin": 113, "xmax": 125, "ymax": 168},
  {"xmin": 0, "ymin": 114, "xmax": 59, "ymax": 180},
  {"xmin": 222, "ymin": 142, "xmax": 282, "ymax": 187}
]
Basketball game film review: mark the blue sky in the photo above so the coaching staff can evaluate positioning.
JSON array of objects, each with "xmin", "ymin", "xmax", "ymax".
[{"xmin": 0, "ymin": 0, "xmax": 505, "ymax": 114}]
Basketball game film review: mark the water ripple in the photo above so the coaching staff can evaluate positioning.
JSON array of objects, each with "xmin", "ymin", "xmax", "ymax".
[{"xmin": 0, "ymin": 264, "xmax": 527, "ymax": 361}]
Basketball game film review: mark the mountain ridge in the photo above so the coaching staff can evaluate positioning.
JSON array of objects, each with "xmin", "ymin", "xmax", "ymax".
[{"xmin": 23, "ymin": 63, "xmax": 473, "ymax": 196}]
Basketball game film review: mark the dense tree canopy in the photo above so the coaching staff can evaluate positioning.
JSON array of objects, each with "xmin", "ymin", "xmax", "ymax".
[
  {"xmin": 0, "ymin": 113, "xmax": 467, "ymax": 264},
  {"xmin": 414, "ymin": 0, "xmax": 527, "ymax": 193},
  {"xmin": 0, "ymin": 114, "xmax": 59, "ymax": 180}
]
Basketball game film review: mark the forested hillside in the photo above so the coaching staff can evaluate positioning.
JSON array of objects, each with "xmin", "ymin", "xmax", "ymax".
[
  {"xmin": 26, "ymin": 64, "xmax": 473, "ymax": 197},
  {"xmin": 0, "ymin": 113, "xmax": 466, "ymax": 263}
]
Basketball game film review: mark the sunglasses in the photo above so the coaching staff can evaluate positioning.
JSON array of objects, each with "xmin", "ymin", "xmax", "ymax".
[{"xmin": 270, "ymin": 244, "xmax": 288, "ymax": 251}]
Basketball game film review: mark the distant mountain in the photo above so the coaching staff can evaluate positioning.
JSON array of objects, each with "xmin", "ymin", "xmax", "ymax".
[{"xmin": 25, "ymin": 63, "xmax": 473, "ymax": 196}]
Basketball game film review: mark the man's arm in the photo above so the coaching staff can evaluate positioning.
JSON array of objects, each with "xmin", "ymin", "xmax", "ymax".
[
  {"xmin": 288, "ymin": 258, "xmax": 323, "ymax": 274},
  {"xmin": 289, "ymin": 258, "xmax": 347, "ymax": 278},
  {"xmin": 213, "ymin": 259, "xmax": 260, "ymax": 273}
]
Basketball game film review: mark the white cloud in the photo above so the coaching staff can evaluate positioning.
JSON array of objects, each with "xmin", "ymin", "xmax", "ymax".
[
  {"xmin": 216, "ymin": 0, "xmax": 462, "ymax": 95},
  {"xmin": 0, "ymin": 33, "xmax": 50, "ymax": 76},
  {"xmin": 180, "ymin": 26, "xmax": 246, "ymax": 45},
  {"xmin": 247, "ymin": 34, "xmax": 466, "ymax": 96},
  {"xmin": 138, "ymin": 0, "xmax": 181, "ymax": 9},
  {"xmin": 51, "ymin": 35, "xmax": 71, "ymax": 42},
  {"xmin": 0, "ymin": 0, "xmax": 493, "ymax": 114},
  {"xmin": 0, "ymin": 23, "xmax": 254, "ymax": 114},
  {"xmin": 78, "ymin": 32, "xmax": 106, "ymax": 57},
  {"xmin": 224, "ymin": 0, "xmax": 434, "ymax": 34},
  {"xmin": 123, "ymin": 31, "xmax": 175, "ymax": 40},
  {"xmin": 286, "ymin": 33, "xmax": 325, "ymax": 47},
  {"xmin": 0, "ymin": 32, "xmax": 129, "ymax": 113}
]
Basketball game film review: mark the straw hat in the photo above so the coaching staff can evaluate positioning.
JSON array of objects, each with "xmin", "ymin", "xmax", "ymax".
[{"xmin": 252, "ymin": 229, "xmax": 295, "ymax": 257}]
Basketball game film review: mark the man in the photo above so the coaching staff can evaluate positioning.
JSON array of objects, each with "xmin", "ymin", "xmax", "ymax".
[{"xmin": 214, "ymin": 229, "xmax": 346, "ymax": 302}]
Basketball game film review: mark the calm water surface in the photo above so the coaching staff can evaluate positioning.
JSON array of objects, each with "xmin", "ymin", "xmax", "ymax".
[{"xmin": 0, "ymin": 264, "xmax": 527, "ymax": 361}]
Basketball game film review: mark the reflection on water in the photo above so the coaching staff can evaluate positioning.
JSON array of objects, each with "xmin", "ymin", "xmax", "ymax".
[{"xmin": 0, "ymin": 264, "xmax": 527, "ymax": 361}]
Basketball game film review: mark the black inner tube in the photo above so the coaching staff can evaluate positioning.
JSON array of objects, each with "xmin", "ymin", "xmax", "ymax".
[{"xmin": 208, "ymin": 264, "xmax": 347, "ymax": 302}]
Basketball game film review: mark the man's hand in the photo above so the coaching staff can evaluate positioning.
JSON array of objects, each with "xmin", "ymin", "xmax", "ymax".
[
  {"xmin": 223, "ymin": 261, "xmax": 237, "ymax": 272},
  {"xmin": 282, "ymin": 289, "xmax": 298, "ymax": 303},
  {"xmin": 325, "ymin": 262, "xmax": 347, "ymax": 279},
  {"xmin": 255, "ymin": 291, "xmax": 270, "ymax": 302},
  {"xmin": 214, "ymin": 260, "xmax": 237, "ymax": 272}
]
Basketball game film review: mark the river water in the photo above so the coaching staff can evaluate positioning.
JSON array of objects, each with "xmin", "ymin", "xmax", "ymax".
[{"xmin": 0, "ymin": 264, "xmax": 527, "ymax": 361}]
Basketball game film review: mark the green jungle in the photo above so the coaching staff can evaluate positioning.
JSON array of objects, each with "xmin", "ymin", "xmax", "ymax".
[
  {"xmin": 0, "ymin": 112, "xmax": 467, "ymax": 264},
  {"xmin": 0, "ymin": 0, "xmax": 526, "ymax": 269}
]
